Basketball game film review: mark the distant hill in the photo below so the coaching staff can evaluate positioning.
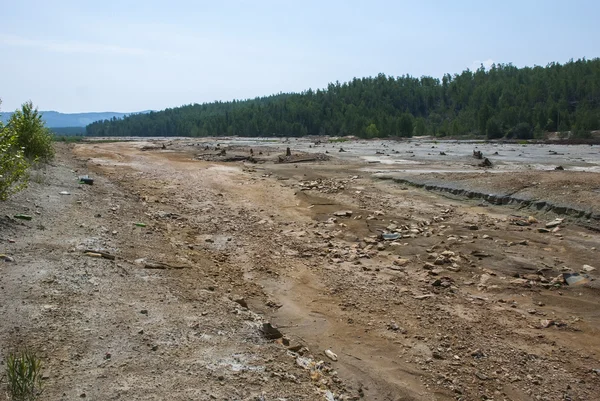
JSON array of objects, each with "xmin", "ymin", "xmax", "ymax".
[{"xmin": 1, "ymin": 110, "xmax": 150, "ymax": 128}]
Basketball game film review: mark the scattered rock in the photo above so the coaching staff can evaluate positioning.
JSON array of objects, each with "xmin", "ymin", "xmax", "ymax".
[
  {"xmin": 324, "ymin": 349, "xmax": 338, "ymax": 361},
  {"xmin": 432, "ymin": 277, "xmax": 453, "ymax": 288},
  {"xmin": 260, "ymin": 322, "xmax": 283, "ymax": 340},
  {"xmin": 333, "ymin": 210, "xmax": 353, "ymax": 217},
  {"xmin": 510, "ymin": 278, "xmax": 530, "ymax": 286},
  {"xmin": 233, "ymin": 297, "xmax": 248, "ymax": 308},
  {"xmin": 288, "ymin": 344, "xmax": 303, "ymax": 353},
  {"xmin": 475, "ymin": 372, "xmax": 488, "ymax": 381},
  {"xmin": 470, "ymin": 349, "xmax": 484, "ymax": 358},
  {"xmin": 423, "ymin": 262, "xmax": 436, "ymax": 270},
  {"xmin": 0, "ymin": 254, "xmax": 14, "ymax": 262},
  {"xmin": 432, "ymin": 351, "xmax": 444, "ymax": 359},
  {"xmin": 540, "ymin": 319, "xmax": 555, "ymax": 329},
  {"xmin": 479, "ymin": 158, "xmax": 493, "ymax": 168},
  {"xmin": 582, "ymin": 264, "xmax": 596, "ymax": 272},
  {"xmin": 394, "ymin": 258, "xmax": 409, "ymax": 267},
  {"xmin": 545, "ymin": 218, "xmax": 564, "ymax": 228},
  {"xmin": 563, "ymin": 272, "xmax": 590, "ymax": 286}
]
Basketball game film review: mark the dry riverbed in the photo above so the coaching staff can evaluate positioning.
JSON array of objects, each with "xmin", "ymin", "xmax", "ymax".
[{"xmin": 1, "ymin": 139, "xmax": 600, "ymax": 401}]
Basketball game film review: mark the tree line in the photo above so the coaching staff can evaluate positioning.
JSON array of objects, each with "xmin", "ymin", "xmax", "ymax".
[{"xmin": 86, "ymin": 58, "xmax": 600, "ymax": 139}]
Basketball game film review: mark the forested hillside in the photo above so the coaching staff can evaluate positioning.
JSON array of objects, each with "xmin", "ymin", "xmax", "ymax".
[
  {"xmin": 86, "ymin": 58, "xmax": 600, "ymax": 139},
  {"xmin": 2, "ymin": 111, "xmax": 137, "ymax": 128}
]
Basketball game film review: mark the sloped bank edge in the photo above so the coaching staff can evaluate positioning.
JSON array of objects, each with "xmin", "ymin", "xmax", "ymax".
[{"xmin": 375, "ymin": 175, "xmax": 600, "ymax": 230}]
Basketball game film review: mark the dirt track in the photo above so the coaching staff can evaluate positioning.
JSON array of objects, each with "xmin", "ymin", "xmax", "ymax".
[{"xmin": 1, "ymin": 140, "xmax": 600, "ymax": 401}]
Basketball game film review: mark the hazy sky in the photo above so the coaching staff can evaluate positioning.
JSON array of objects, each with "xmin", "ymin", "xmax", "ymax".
[{"xmin": 1, "ymin": 0, "xmax": 598, "ymax": 113}]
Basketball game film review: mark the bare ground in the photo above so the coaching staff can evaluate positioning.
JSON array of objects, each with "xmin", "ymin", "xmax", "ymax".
[{"xmin": 1, "ymin": 141, "xmax": 600, "ymax": 401}]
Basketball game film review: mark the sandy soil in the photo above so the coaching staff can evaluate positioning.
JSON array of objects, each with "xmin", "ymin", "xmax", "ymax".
[{"xmin": 1, "ymin": 140, "xmax": 600, "ymax": 401}]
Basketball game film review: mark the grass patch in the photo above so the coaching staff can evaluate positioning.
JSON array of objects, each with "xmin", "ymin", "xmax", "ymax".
[
  {"xmin": 52, "ymin": 135, "xmax": 84, "ymax": 143},
  {"xmin": 4, "ymin": 350, "xmax": 43, "ymax": 400},
  {"xmin": 329, "ymin": 137, "xmax": 349, "ymax": 143}
]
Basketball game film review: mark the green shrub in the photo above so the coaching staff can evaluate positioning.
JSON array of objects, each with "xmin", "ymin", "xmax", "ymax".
[
  {"xmin": 0, "ymin": 122, "xmax": 30, "ymax": 201},
  {"xmin": 9, "ymin": 102, "xmax": 54, "ymax": 162},
  {"xmin": 5, "ymin": 349, "xmax": 43, "ymax": 401}
]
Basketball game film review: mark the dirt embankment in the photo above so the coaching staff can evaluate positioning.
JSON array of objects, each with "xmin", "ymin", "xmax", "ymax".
[
  {"xmin": 376, "ymin": 171, "xmax": 600, "ymax": 230},
  {"xmin": 1, "ymin": 141, "xmax": 600, "ymax": 401}
]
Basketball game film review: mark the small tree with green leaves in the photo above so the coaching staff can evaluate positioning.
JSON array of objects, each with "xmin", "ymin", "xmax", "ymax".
[
  {"xmin": 365, "ymin": 123, "xmax": 379, "ymax": 138},
  {"xmin": 0, "ymin": 102, "xmax": 30, "ymax": 200},
  {"xmin": 413, "ymin": 117, "xmax": 427, "ymax": 136},
  {"xmin": 9, "ymin": 101, "xmax": 54, "ymax": 162}
]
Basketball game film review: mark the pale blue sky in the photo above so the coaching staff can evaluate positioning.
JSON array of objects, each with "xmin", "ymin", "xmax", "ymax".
[{"xmin": 1, "ymin": 0, "xmax": 598, "ymax": 113}]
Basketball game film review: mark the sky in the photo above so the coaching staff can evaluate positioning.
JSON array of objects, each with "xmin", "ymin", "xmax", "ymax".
[{"xmin": 0, "ymin": 0, "xmax": 598, "ymax": 113}]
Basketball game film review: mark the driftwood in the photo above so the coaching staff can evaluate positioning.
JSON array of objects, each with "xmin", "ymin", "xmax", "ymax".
[
  {"xmin": 278, "ymin": 156, "xmax": 318, "ymax": 164},
  {"xmin": 221, "ymin": 155, "xmax": 256, "ymax": 162},
  {"xmin": 144, "ymin": 261, "xmax": 189, "ymax": 270},
  {"xmin": 84, "ymin": 250, "xmax": 116, "ymax": 260},
  {"xmin": 479, "ymin": 158, "xmax": 493, "ymax": 167},
  {"xmin": 195, "ymin": 154, "xmax": 257, "ymax": 163}
]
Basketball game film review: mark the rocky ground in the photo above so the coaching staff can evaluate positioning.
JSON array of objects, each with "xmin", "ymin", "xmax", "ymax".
[{"xmin": 1, "ymin": 140, "xmax": 599, "ymax": 401}]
